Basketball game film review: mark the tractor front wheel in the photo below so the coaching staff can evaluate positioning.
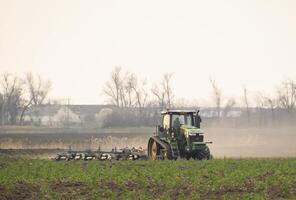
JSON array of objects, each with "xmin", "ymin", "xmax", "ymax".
[{"xmin": 197, "ymin": 146, "xmax": 211, "ymax": 160}]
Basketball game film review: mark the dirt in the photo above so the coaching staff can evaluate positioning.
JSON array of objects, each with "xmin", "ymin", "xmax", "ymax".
[
  {"xmin": 0, "ymin": 183, "xmax": 41, "ymax": 200},
  {"xmin": 124, "ymin": 180, "xmax": 140, "ymax": 191},
  {"xmin": 0, "ymin": 181, "xmax": 91, "ymax": 200},
  {"xmin": 0, "ymin": 127, "xmax": 296, "ymax": 158},
  {"xmin": 0, "ymin": 179, "xmax": 293, "ymax": 199},
  {"xmin": 256, "ymin": 171, "xmax": 275, "ymax": 182},
  {"xmin": 0, "ymin": 133, "xmax": 148, "ymax": 152},
  {"xmin": 97, "ymin": 180, "xmax": 125, "ymax": 199},
  {"xmin": 0, "ymin": 149, "xmax": 64, "ymax": 159},
  {"xmin": 0, "ymin": 162, "xmax": 7, "ymax": 170},
  {"xmin": 0, "ymin": 186, "xmax": 9, "ymax": 200},
  {"xmin": 50, "ymin": 181, "xmax": 93, "ymax": 200},
  {"xmin": 205, "ymin": 127, "xmax": 296, "ymax": 158}
]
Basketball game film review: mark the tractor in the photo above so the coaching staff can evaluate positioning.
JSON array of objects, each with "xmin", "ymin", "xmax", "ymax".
[{"xmin": 148, "ymin": 110, "xmax": 212, "ymax": 160}]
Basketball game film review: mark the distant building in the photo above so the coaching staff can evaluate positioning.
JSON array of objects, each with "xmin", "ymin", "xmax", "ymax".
[
  {"xmin": 199, "ymin": 107, "xmax": 243, "ymax": 118},
  {"xmin": 23, "ymin": 104, "xmax": 80, "ymax": 126},
  {"xmin": 23, "ymin": 104, "xmax": 114, "ymax": 127},
  {"xmin": 68, "ymin": 105, "xmax": 114, "ymax": 124}
]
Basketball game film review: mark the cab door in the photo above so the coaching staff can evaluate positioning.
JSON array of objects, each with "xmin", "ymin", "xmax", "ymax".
[{"xmin": 162, "ymin": 114, "xmax": 171, "ymax": 130}]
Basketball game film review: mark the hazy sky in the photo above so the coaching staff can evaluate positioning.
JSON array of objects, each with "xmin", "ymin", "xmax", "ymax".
[{"xmin": 0, "ymin": 0, "xmax": 296, "ymax": 105}]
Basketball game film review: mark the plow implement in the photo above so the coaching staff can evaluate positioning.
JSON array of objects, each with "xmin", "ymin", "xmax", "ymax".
[{"xmin": 55, "ymin": 147, "xmax": 147, "ymax": 161}]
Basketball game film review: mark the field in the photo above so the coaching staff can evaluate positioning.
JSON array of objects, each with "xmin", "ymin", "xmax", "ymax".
[
  {"xmin": 0, "ymin": 157, "xmax": 296, "ymax": 200},
  {"xmin": 0, "ymin": 126, "xmax": 296, "ymax": 199}
]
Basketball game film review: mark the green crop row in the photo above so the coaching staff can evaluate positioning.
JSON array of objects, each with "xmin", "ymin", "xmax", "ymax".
[{"xmin": 0, "ymin": 157, "xmax": 295, "ymax": 199}]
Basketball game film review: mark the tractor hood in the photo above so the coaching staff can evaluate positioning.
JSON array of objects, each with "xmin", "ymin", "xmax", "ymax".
[{"xmin": 180, "ymin": 125, "xmax": 203, "ymax": 137}]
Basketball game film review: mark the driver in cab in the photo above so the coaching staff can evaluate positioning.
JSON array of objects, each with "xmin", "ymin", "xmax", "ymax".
[{"xmin": 173, "ymin": 117, "xmax": 181, "ymax": 137}]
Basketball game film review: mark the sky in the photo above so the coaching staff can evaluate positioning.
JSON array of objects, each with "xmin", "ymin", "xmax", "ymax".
[{"xmin": 0, "ymin": 0, "xmax": 296, "ymax": 106}]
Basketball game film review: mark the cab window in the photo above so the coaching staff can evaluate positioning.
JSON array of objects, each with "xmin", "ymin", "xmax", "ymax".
[
  {"xmin": 163, "ymin": 114, "xmax": 170, "ymax": 129},
  {"xmin": 172, "ymin": 114, "xmax": 193, "ymax": 126}
]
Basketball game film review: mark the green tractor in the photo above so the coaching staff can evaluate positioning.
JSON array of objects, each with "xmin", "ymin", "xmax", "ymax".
[{"xmin": 148, "ymin": 110, "xmax": 212, "ymax": 160}]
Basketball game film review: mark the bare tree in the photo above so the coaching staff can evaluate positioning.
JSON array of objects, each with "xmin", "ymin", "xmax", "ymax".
[
  {"xmin": 103, "ymin": 67, "xmax": 123, "ymax": 107},
  {"xmin": 162, "ymin": 73, "xmax": 174, "ymax": 109},
  {"xmin": 209, "ymin": 77, "xmax": 222, "ymax": 121},
  {"xmin": 264, "ymin": 96, "xmax": 276, "ymax": 125},
  {"xmin": 0, "ymin": 94, "xmax": 3, "ymax": 124},
  {"xmin": 223, "ymin": 98, "xmax": 236, "ymax": 118},
  {"xmin": 0, "ymin": 73, "xmax": 23, "ymax": 125},
  {"xmin": 151, "ymin": 73, "xmax": 174, "ymax": 110},
  {"xmin": 104, "ymin": 67, "xmax": 147, "ymax": 109},
  {"xmin": 131, "ymin": 78, "xmax": 148, "ymax": 110},
  {"xmin": 19, "ymin": 73, "xmax": 51, "ymax": 125},
  {"xmin": 151, "ymin": 84, "xmax": 166, "ymax": 110},
  {"xmin": 277, "ymin": 79, "xmax": 296, "ymax": 112},
  {"xmin": 174, "ymin": 98, "xmax": 191, "ymax": 108},
  {"xmin": 242, "ymin": 86, "xmax": 251, "ymax": 124},
  {"xmin": 125, "ymin": 73, "xmax": 136, "ymax": 108},
  {"xmin": 254, "ymin": 92, "xmax": 267, "ymax": 127},
  {"xmin": 103, "ymin": 67, "xmax": 152, "ymax": 126}
]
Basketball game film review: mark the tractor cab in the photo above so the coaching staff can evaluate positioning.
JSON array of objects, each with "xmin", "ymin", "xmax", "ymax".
[{"xmin": 158, "ymin": 110, "xmax": 202, "ymax": 138}]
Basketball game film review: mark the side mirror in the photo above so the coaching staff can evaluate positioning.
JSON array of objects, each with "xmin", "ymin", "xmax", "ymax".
[{"xmin": 158, "ymin": 125, "xmax": 164, "ymax": 132}]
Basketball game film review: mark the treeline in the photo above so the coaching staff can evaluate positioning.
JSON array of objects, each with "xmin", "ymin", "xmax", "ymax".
[
  {"xmin": 102, "ymin": 67, "xmax": 296, "ymax": 128},
  {"xmin": 1, "ymin": 67, "xmax": 296, "ymax": 128},
  {"xmin": 0, "ymin": 72, "xmax": 51, "ymax": 125},
  {"xmin": 204, "ymin": 76, "xmax": 296, "ymax": 127},
  {"xmin": 102, "ymin": 67, "xmax": 175, "ymax": 127}
]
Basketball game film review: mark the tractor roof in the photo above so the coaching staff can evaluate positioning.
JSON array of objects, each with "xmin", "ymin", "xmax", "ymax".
[{"xmin": 161, "ymin": 110, "xmax": 197, "ymax": 115}]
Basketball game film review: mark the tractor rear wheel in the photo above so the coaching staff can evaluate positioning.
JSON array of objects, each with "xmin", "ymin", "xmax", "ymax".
[
  {"xmin": 151, "ymin": 141, "xmax": 158, "ymax": 160},
  {"xmin": 148, "ymin": 137, "xmax": 173, "ymax": 160},
  {"xmin": 148, "ymin": 138, "xmax": 160, "ymax": 160}
]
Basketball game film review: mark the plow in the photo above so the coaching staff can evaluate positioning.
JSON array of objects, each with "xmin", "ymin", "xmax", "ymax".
[
  {"xmin": 55, "ymin": 110, "xmax": 212, "ymax": 161},
  {"xmin": 55, "ymin": 147, "xmax": 147, "ymax": 161}
]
